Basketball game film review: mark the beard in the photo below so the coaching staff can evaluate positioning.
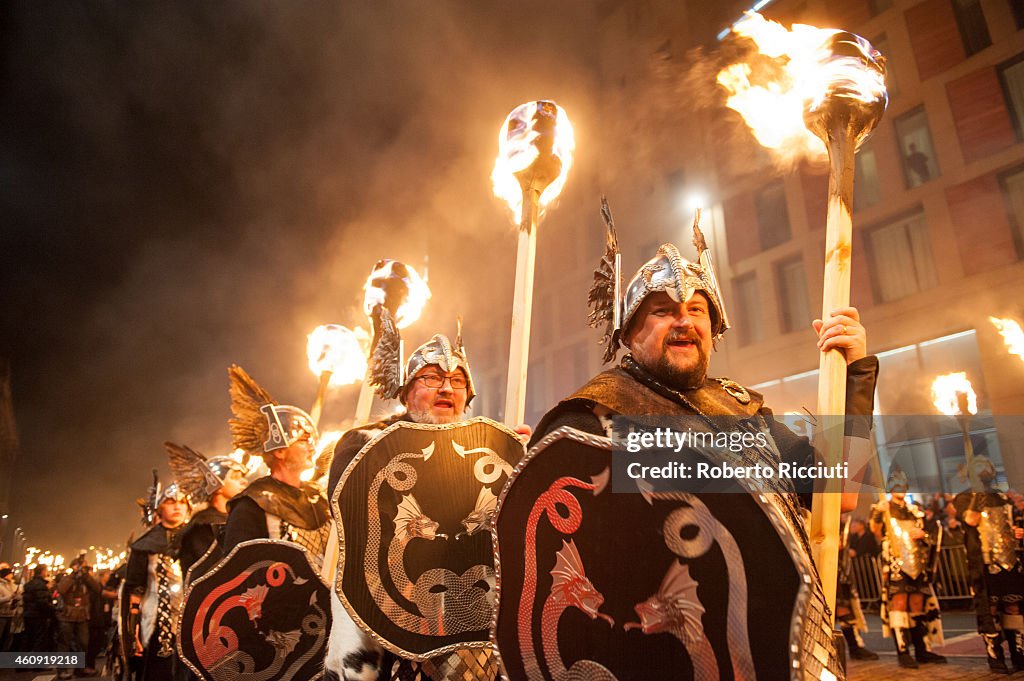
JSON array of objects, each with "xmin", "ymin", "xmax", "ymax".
[
  {"xmin": 408, "ymin": 406, "xmax": 467, "ymax": 424},
  {"xmin": 633, "ymin": 332, "xmax": 709, "ymax": 391}
]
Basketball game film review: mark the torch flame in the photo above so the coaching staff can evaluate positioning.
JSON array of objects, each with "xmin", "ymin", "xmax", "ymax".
[
  {"xmin": 717, "ymin": 12, "xmax": 887, "ymax": 165},
  {"xmin": 931, "ymin": 372, "xmax": 978, "ymax": 417},
  {"xmin": 991, "ymin": 317, "xmax": 1024, "ymax": 362},
  {"xmin": 491, "ymin": 100, "xmax": 576, "ymax": 223},
  {"xmin": 306, "ymin": 324, "xmax": 367, "ymax": 385},
  {"xmin": 362, "ymin": 260, "xmax": 431, "ymax": 329}
]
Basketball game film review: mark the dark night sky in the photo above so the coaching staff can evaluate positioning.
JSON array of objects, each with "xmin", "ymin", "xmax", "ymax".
[{"xmin": 1, "ymin": 1, "xmax": 601, "ymax": 555}]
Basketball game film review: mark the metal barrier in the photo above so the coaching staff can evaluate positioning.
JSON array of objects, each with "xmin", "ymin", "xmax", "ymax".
[{"xmin": 849, "ymin": 545, "xmax": 974, "ymax": 608}]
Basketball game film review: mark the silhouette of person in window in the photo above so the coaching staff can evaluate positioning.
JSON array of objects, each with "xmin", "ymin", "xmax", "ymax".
[{"xmin": 905, "ymin": 143, "xmax": 930, "ymax": 185}]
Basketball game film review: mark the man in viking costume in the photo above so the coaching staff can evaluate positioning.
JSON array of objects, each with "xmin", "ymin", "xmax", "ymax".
[
  {"xmin": 327, "ymin": 331, "xmax": 506, "ymax": 681},
  {"xmin": 954, "ymin": 455, "xmax": 1024, "ymax": 673},
  {"xmin": 124, "ymin": 482, "xmax": 190, "ymax": 681},
  {"xmin": 221, "ymin": 365, "xmax": 331, "ymax": 567},
  {"xmin": 526, "ymin": 200, "xmax": 879, "ymax": 679},
  {"xmin": 165, "ymin": 443, "xmax": 249, "ymax": 581},
  {"xmin": 870, "ymin": 467, "xmax": 945, "ymax": 668}
]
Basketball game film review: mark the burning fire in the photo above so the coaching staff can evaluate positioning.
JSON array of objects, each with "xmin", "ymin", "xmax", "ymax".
[
  {"xmin": 491, "ymin": 100, "xmax": 576, "ymax": 223},
  {"xmin": 363, "ymin": 260, "xmax": 431, "ymax": 329},
  {"xmin": 931, "ymin": 372, "xmax": 978, "ymax": 417},
  {"xmin": 717, "ymin": 12, "xmax": 887, "ymax": 164},
  {"xmin": 306, "ymin": 324, "xmax": 367, "ymax": 385},
  {"xmin": 991, "ymin": 317, "xmax": 1024, "ymax": 361}
]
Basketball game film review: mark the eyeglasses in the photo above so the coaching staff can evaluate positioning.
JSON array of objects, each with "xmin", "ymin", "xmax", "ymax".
[{"xmin": 416, "ymin": 373, "xmax": 468, "ymax": 389}]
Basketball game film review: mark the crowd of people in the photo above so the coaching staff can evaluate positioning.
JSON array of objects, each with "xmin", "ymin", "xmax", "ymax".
[{"xmin": 0, "ymin": 559, "xmax": 119, "ymax": 677}]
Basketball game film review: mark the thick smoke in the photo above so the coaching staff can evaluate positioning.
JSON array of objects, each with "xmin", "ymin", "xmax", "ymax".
[{"xmin": 1, "ymin": 1, "xmax": 598, "ymax": 554}]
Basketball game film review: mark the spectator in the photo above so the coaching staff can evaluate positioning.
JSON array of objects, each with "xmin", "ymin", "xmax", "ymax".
[
  {"xmin": 56, "ymin": 558, "xmax": 100, "ymax": 679},
  {"xmin": 848, "ymin": 517, "xmax": 880, "ymax": 557},
  {"xmin": 0, "ymin": 567, "xmax": 18, "ymax": 651},
  {"xmin": 22, "ymin": 565, "xmax": 55, "ymax": 653},
  {"xmin": 86, "ymin": 569, "xmax": 115, "ymax": 675}
]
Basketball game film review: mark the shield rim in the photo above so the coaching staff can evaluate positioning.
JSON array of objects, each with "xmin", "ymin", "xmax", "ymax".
[
  {"xmin": 116, "ymin": 581, "xmax": 136, "ymax": 666},
  {"xmin": 184, "ymin": 538, "xmax": 221, "ymax": 587},
  {"xmin": 488, "ymin": 425, "xmax": 820, "ymax": 681},
  {"xmin": 331, "ymin": 415, "xmax": 524, "ymax": 660},
  {"xmin": 176, "ymin": 537, "xmax": 330, "ymax": 681}
]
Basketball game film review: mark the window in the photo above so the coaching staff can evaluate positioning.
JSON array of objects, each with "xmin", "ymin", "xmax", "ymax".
[
  {"xmin": 854, "ymin": 143, "xmax": 881, "ymax": 210},
  {"xmin": 999, "ymin": 54, "xmax": 1024, "ymax": 141},
  {"xmin": 1012, "ymin": 0, "xmax": 1024, "ymax": 30},
  {"xmin": 999, "ymin": 164, "xmax": 1024, "ymax": 259},
  {"xmin": 755, "ymin": 181, "xmax": 791, "ymax": 250},
  {"xmin": 776, "ymin": 257, "xmax": 812, "ymax": 334},
  {"xmin": 866, "ymin": 211, "xmax": 939, "ymax": 302},
  {"xmin": 732, "ymin": 273, "xmax": 764, "ymax": 347},
  {"xmin": 872, "ymin": 33, "xmax": 897, "ymax": 98},
  {"xmin": 895, "ymin": 107, "xmax": 940, "ymax": 188},
  {"xmin": 952, "ymin": 0, "xmax": 991, "ymax": 56}
]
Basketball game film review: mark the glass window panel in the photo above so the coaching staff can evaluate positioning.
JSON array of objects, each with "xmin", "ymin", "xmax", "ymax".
[
  {"xmin": 732, "ymin": 273, "xmax": 763, "ymax": 347},
  {"xmin": 854, "ymin": 144, "xmax": 881, "ymax": 210},
  {"xmin": 777, "ymin": 257, "xmax": 811, "ymax": 333},
  {"xmin": 952, "ymin": 0, "xmax": 991, "ymax": 56},
  {"xmin": 867, "ymin": 212, "xmax": 938, "ymax": 302},
  {"xmin": 1000, "ymin": 58, "xmax": 1024, "ymax": 142},
  {"xmin": 756, "ymin": 181, "xmax": 791, "ymax": 250},
  {"xmin": 1000, "ymin": 164, "xmax": 1024, "ymax": 258},
  {"xmin": 895, "ymin": 107, "xmax": 940, "ymax": 188}
]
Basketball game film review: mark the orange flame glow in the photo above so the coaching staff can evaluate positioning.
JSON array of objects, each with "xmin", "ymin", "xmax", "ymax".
[
  {"xmin": 362, "ymin": 261, "xmax": 431, "ymax": 329},
  {"xmin": 306, "ymin": 324, "xmax": 367, "ymax": 385},
  {"xmin": 717, "ymin": 12, "xmax": 886, "ymax": 164},
  {"xmin": 931, "ymin": 372, "xmax": 978, "ymax": 417},
  {"xmin": 491, "ymin": 100, "xmax": 576, "ymax": 223},
  {"xmin": 991, "ymin": 317, "xmax": 1024, "ymax": 362}
]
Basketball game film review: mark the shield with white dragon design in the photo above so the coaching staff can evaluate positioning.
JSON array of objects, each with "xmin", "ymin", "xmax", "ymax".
[
  {"xmin": 334, "ymin": 416, "xmax": 525, "ymax": 659},
  {"xmin": 177, "ymin": 539, "xmax": 331, "ymax": 681},
  {"xmin": 492, "ymin": 427, "xmax": 841, "ymax": 681}
]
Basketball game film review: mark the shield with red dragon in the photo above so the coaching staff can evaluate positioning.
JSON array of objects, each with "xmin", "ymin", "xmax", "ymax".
[
  {"xmin": 177, "ymin": 539, "xmax": 331, "ymax": 681},
  {"xmin": 491, "ymin": 426, "xmax": 841, "ymax": 681},
  {"xmin": 333, "ymin": 416, "xmax": 525, "ymax": 659}
]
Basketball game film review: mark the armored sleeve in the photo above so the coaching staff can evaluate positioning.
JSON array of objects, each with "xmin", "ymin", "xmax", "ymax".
[
  {"xmin": 527, "ymin": 400, "xmax": 605, "ymax": 448},
  {"xmin": 222, "ymin": 496, "xmax": 269, "ymax": 555}
]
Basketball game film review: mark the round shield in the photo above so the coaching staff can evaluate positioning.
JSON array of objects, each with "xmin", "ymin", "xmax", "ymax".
[
  {"xmin": 492, "ymin": 427, "xmax": 837, "ymax": 681},
  {"xmin": 334, "ymin": 416, "xmax": 525, "ymax": 659},
  {"xmin": 178, "ymin": 539, "xmax": 331, "ymax": 681},
  {"xmin": 185, "ymin": 540, "xmax": 222, "ymax": 587}
]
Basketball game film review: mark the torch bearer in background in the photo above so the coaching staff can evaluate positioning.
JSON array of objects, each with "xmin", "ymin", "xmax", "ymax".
[
  {"xmin": 491, "ymin": 101, "xmax": 575, "ymax": 426},
  {"xmin": 306, "ymin": 324, "xmax": 367, "ymax": 427},
  {"xmin": 357, "ymin": 260, "xmax": 431, "ymax": 423},
  {"xmin": 718, "ymin": 12, "xmax": 888, "ymax": 619},
  {"xmin": 932, "ymin": 372, "xmax": 980, "ymax": 488}
]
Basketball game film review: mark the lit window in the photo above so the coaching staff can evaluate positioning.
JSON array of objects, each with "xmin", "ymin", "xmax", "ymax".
[
  {"xmin": 895, "ymin": 106, "xmax": 940, "ymax": 188},
  {"xmin": 999, "ymin": 54, "xmax": 1024, "ymax": 141},
  {"xmin": 732, "ymin": 273, "xmax": 763, "ymax": 347},
  {"xmin": 866, "ymin": 211, "xmax": 939, "ymax": 302},
  {"xmin": 776, "ymin": 257, "xmax": 811, "ymax": 334},
  {"xmin": 952, "ymin": 0, "xmax": 991, "ymax": 57},
  {"xmin": 755, "ymin": 181, "xmax": 791, "ymax": 250}
]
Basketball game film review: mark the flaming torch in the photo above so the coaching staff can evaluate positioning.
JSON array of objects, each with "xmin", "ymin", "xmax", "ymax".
[
  {"xmin": 932, "ymin": 372, "xmax": 980, "ymax": 489},
  {"xmin": 719, "ymin": 12, "xmax": 887, "ymax": 620},
  {"xmin": 306, "ymin": 324, "xmax": 367, "ymax": 427},
  {"xmin": 991, "ymin": 317, "xmax": 1024, "ymax": 363},
  {"xmin": 356, "ymin": 260, "xmax": 432, "ymax": 423},
  {"xmin": 491, "ymin": 100, "xmax": 575, "ymax": 426}
]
